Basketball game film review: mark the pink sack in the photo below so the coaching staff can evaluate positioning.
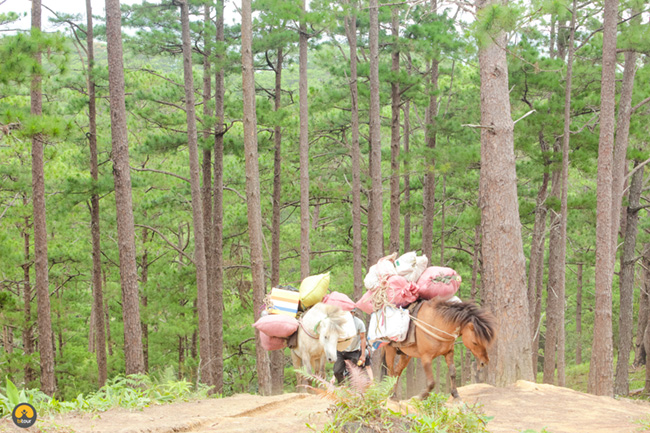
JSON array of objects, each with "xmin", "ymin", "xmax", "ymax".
[
  {"xmin": 259, "ymin": 331, "xmax": 287, "ymax": 351},
  {"xmin": 416, "ymin": 266, "xmax": 461, "ymax": 300},
  {"xmin": 253, "ymin": 315, "xmax": 299, "ymax": 338},
  {"xmin": 322, "ymin": 291, "xmax": 356, "ymax": 311},
  {"xmin": 355, "ymin": 290, "xmax": 375, "ymax": 314},
  {"xmin": 385, "ymin": 275, "xmax": 419, "ymax": 307}
]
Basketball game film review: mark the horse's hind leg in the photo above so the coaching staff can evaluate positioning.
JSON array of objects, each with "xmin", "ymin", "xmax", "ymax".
[
  {"xmin": 445, "ymin": 350, "xmax": 460, "ymax": 399},
  {"xmin": 420, "ymin": 355, "xmax": 436, "ymax": 400}
]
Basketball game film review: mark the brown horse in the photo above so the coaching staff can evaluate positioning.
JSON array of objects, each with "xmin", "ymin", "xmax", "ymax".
[{"xmin": 383, "ymin": 299, "xmax": 496, "ymax": 399}]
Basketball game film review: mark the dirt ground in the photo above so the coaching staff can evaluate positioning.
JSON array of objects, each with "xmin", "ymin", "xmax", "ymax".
[{"xmin": 1, "ymin": 380, "xmax": 649, "ymax": 433}]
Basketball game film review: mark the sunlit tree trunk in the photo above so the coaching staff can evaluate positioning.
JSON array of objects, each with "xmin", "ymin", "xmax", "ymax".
[
  {"xmin": 299, "ymin": 0, "xmax": 310, "ymax": 279},
  {"xmin": 588, "ymin": 0, "xmax": 618, "ymax": 397},
  {"xmin": 86, "ymin": 0, "xmax": 107, "ymax": 388},
  {"xmin": 105, "ymin": 0, "xmax": 144, "ymax": 376},
  {"xmin": 345, "ymin": 0, "xmax": 363, "ymax": 301},
  {"xmin": 388, "ymin": 6, "xmax": 400, "ymax": 255},
  {"xmin": 179, "ymin": 0, "xmax": 212, "ymax": 385},
  {"xmin": 212, "ymin": 0, "xmax": 226, "ymax": 394},
  {"xmin": 614, "ymin": 160, "xmax": 643, "ymax": 395},
  {"xmin": 242, "ymin": 0, "xmax": 272, "ymax": 395},
  {"xmin": 367, "ymin": 0, "xmax": 383, "ymax": 265},
  {"xmin": 31, "ymin": 0, "xmax": 56, "ymax": 396},
  {"xmin": 476, "ymin": 0, "xmax": 533, "ymax": 385}
]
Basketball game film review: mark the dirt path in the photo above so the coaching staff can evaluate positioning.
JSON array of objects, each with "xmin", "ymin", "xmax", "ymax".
[{"xmin": 1, "ymin": 381, "xmax": 648, "ymax": 433}]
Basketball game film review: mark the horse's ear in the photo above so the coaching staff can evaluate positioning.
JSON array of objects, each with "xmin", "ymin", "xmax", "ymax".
[{"xmin": 466, "ymin": 322, "xmax": 475, "ymax": 332}]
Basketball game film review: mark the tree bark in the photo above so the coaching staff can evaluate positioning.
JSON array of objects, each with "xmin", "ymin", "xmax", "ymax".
[
  {"xmin": 31, "ymin": 0, "xmax": 56, "ymax": 396},
  {"xmin": 367, "ymin": 0, "xmax": 383, "ymax": 266},
  {"xmin": 202, "ymin": 2, "xmax": 218, "ymax": 390},
  {"xmin": 22, "ymin": 210, "xmax": 35, "ymax": 385},
  {"xmin": 614, "ymin": 160, "xmax": 643, "ymax": 395},
  {"xmin": 345, "ymin": 2, "xmax": 363, "ymax": 302},
  {"xmin": 269, "ymin": 47, "xmax": 285, "ymax": 396},
  {"xmin": 528, "ymin": 133, "xmax": 549, "ymax": 373},
  {"xmin": 299, "ymin": 0, "xmax": 310, "ymax": 279},
  {"xmin": 179, "ymin": 0, "xmax": 212, "ymax": 386},
  {"xmin": 634, "ymin": 243, "xmax": 649, "ymax": 367},
  {"xmin": 576, "ymin": 263, "xmax": 583, "ymax": 365},
  {"xmin": 588, "ymin": 0, "xmax": 618, "ymax": 397},
  {"xmin": 105, "ymin": 0, "xmax": 144, "ymax": 376},
  {"xmin": 86, "ymin": 0, "xmax": 107, "ymax": 388},
  {"xmin": 242, "ymin": 0, "xmax": 272, "ymax": 395},
  {"xmin": 403, "ymin": 100, "xmax": 411, "ymax": 254},
  {"xmin": 212, "ymin": 0, "xmax": 226, "ymax": 394},
  {"xmin": 476, "ymin": 0, "xmax": 534, "ymax": 385},
  {"xmin": 421, "ymin": 0, "xmax": 439, "ymax": 265},
  {"xmin": 544, "ymin": 1, "xmax": 575, "ymax": 386},
  {"xmin": 388, "ymin": 6, "xmax": 400, "ymax": 255}
]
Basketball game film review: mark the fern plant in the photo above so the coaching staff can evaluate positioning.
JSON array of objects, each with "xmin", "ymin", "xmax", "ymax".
[{"xmin": 299, "ymin": 362, "xmax": 490, "ymax": 433}]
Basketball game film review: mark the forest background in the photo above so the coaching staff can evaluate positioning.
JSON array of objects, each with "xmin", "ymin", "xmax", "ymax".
[{"xmin": 1, "ymin": 0, "xmax": 650, "ymax": 404}]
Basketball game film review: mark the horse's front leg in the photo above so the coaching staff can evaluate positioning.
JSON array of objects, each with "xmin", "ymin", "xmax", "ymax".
[
  {"xmin": 420, "ymin": 355, "xmax": 436, "ymax": 400},
  {"xmin": 445, "ymin": 350, "xmax": 460, "ymax": 399}
]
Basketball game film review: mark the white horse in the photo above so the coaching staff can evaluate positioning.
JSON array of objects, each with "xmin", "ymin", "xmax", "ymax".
[{"xmin": 290, "ymin": 302, "xmax": 349, "ymax": 387}]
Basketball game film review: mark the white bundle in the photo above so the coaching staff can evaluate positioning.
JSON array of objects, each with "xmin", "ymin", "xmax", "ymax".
[{"xmin": 394, "ymin": 251, "xmax": 428, "ymax": 282}]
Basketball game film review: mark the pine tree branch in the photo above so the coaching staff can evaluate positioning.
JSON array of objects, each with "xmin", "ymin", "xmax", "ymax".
[{"xmin": 135, "ymin": 224, "xmax": 195, "ymax": 265}]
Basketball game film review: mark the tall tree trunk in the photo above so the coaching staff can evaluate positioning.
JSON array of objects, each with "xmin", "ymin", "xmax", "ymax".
[
  {"xmin": 31, "ymin": 0, "xmax": 56, "ymax": 395},
  {"xmin": 140, "ymin": 225, "xmax": 150, "ymax": 373},
  {"xmin": 86, "ymin": 0, "xmax": 107, "ymax": 388},
  {"xmin": 269, "ymin": 47, "xmax": 285, "ymax": 396},
  {"xmin": 634, "ymin": 243, "xmax": 649, "ymax": 367},
  {"xmin": 22, "ymin": 212, "xmax": 35, "ymax": 385},
  {"xmin": 105, "ymin": 0, "xmax": 144, "ymax": 376},
  {"xmin": 299, "ymin": 0, "xmax": 310, "ymax": 279},
  {"xmin": 476, "ymin": 0, "xmax": 533, "ymax": 385},
  {"xmin": 612, "ymin": 12, "xmax": 639, "ymax": 394},
  {"xmin": 367, "ymin": 0, "xmax": 383, "ymax": 266},
  {"xmin": 544, "ymin": 2, "xmax": 575, "ymax": 386},
  {"xmin": 241, "ymin": 0, "xmax": 272, "ymax": 395},
  {"xmin": 201, "ymin": 2, "xmax": 218, "ymax": 390},
  {"xmin": 212, "ymin": 0, "xmax": 226, "ymax": 394},
  {"xmin": 576, "ymin": 263, "xmax": 583, "ymax": 364},
  {"xmin": 179, "ymin": 0, "xmax": 212, "ymax": 386},
  {"xmin": 403, "ymin": 100, "xmax": 411, "ymax": 254},
  {"xmin": 345, "ymin": 1, "xmax": 363, "ymax": 301},
  {"xmin": 388, "ymin": 6, "xmax": 400, "ymax": 255},
  {"xmin": 641, "ymin": 242, "xmax": 650, "ymax": 393},
  {"xmin": 528, "ymin": 133, "xmax": 549, "ymax": 373},
  {"xmin": 614, "ymin": 161, "xmax": 643, "ymax": 395},
  {"xmin": 588, "ymin": 0, "xmax": 618, "ymax": 397},
  {"xmin": 421, "ymin": 0, "xmax": 439, "ymax": 265},
  {"xmin": 544, "ymin": 143, "xmax": 562, "ymax": 385}
]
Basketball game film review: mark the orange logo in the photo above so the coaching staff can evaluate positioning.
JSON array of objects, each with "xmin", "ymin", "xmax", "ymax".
[{"xmin": 11, "ymin": 403, "xmax": 37, "ymax": 428}]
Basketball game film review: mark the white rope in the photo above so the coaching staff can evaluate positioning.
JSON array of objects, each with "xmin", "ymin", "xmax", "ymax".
[{"xmin": 409, "ymin": 314, "xmax": 460, "ymax": 342}]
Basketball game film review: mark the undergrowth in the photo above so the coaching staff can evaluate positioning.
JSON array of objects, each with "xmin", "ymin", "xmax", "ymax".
[
  {"xmin": 300, "ymin": 362, "xmax": 490, "ymax": 433},
  {"xmin": 0, "ymin": 367, "xmax": 212, "ymax": 418}
]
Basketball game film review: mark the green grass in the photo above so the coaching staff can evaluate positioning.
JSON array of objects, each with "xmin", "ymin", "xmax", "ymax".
[{"xmin": 1, "ymin": 367, "xmax": 213, "ymax": 418}]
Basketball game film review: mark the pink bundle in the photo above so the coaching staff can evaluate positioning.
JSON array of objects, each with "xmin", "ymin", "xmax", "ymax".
[
  {"xmin": 322, "ymin": 291, "xmax": 356, "ymax": 311},
  {"xmin": 416, "ymin": 266, "xmax": 461, "ymax": 300},
  {"xmin": 253, "ymin": 314, "xmax": 299, "ymax": 338},
  {"xmin": 355, "ymin": 275, "xmax": 418, "ymax": 313},
  {"xmin": 259, "ymin": 332, "xmax": 287, "ymax": 351},
  {"xmin": 385, "ymin": 275, "xmax": 418, "ymax": 307}
]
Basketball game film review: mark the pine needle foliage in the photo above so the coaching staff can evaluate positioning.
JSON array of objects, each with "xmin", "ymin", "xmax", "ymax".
[{"xmin": 299, "ymin": 364, "xmax": 490, "ymax": 433}]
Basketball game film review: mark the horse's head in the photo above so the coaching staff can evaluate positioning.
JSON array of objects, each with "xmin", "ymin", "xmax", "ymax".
[
  {"xmin": 314, "ymin": 304, "xmax": 348, "ymax": 363},
  {"xmin": 461, "ymin": 322, "xmax": 490, "ymax": 369},
  {"xmin": 457, "ymin": 305, "xmax": 496, "ymax": 370}
]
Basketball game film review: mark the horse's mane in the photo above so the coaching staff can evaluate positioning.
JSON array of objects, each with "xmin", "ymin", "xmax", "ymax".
[
  {"xmin": 312, "ymin": 302, "xmax": 347, "ymax": 333},
  {"xmin": 434, "ymin": 301, "xmax": 496, "ymax": 346}
]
